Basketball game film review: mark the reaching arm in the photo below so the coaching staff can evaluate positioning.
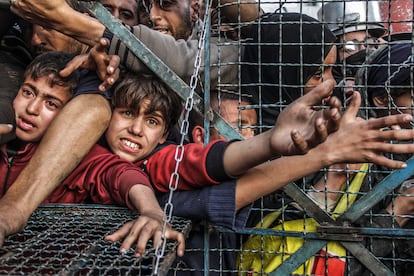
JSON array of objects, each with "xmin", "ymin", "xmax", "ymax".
[
  {"xmin": 222, "ymin": 82, "xmax": 414, "ymax": 177},
  {"xmin": 11, "ymin": 0, "xmax": 104, "ymax": 46},
  {"xmin": 222, "ymin": 79, "xmax": 340, "ymax": 176},
  {"xmin": 233, "ymin": 92, "xmax": 414, "ymax": 209}
]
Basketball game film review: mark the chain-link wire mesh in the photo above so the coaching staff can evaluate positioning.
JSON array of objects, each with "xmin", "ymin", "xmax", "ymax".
[
  {"xmin": 0, "ymin": 205, "xmax": 191, "ymax": 275},
  {"xmin": 4, "ymin": 0, "xmax": 414, "ymax": 275},
  {"xmin": 181, "ymin": 0, "xmax": 414, "ymax": 275}
]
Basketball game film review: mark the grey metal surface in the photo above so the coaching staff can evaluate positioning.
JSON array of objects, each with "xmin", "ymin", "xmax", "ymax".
[{"xmin": 0, "ymin": 204, "xmax": 192, "ymax": 275}]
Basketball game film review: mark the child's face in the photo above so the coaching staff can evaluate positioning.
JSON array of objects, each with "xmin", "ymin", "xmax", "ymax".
[
  {"xmin": 106, "ymin": 99, "xmax": 168, "ymax": 163},
  {"xmin": 13, "ymin": 76, "xmax": 72, "ymax": 142}
]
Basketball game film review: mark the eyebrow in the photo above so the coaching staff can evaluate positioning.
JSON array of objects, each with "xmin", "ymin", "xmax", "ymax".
[
  {"xmin": 23, "ymin": 82, "xmax": 67, "ymax": 106},
  {"xmin": 103, "ymin": 4, "xmax": 134, "ymax": 13}
]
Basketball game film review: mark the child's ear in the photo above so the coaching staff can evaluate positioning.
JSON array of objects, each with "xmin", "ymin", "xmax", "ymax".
[
  {"xmin": 191, "ymin": 125, "xmax": 205, "ymax": 145},
  {"xmin": 159, "ymin": 131, "xmax": 169, "ymax": 144},
  {"xmin": 373, "ymin": 94, "xmax": 388, "ymax": 107}
]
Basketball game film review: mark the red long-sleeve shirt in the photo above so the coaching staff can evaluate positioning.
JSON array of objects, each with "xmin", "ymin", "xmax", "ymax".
[
  {"xmin": 0, "ymin": 142, "xmax": 151, "ymax": 210},
  {"xmin": 134, "ymin": 140, "xmax": 233, "ymax": 193}
]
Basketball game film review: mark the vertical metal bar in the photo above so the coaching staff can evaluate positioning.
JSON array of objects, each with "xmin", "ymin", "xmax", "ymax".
[
  {"xmin": 203, "ymin": 0, "xmax": 212, "ymax": 145},
  {"xmin": 203, "ymin": 0, "xmax": 211, "ymax": 273},
  {"xmin": 203, "ymin": 223, "xmax": 210, "ymax": 276}
]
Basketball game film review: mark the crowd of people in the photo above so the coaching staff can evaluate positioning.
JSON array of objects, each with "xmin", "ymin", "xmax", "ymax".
[{"xmin": 0, "ymin": 0, "xmax": 413, "ymax": 274}]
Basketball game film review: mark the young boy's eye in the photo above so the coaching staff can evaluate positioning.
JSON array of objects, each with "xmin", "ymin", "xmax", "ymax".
[
  {"xmin": 147, "ymin": 118, "xmax": 159, "ymax": 126},
  {"xmin": 21, "ymin": 88, "xmax": 34, "ymax": 97},
  {"xmin": 46, "ymin": 100, "xmax": 60, "ymax": 110},
  {"xmin": 121, "ymin": 110, "xmax": 134, "ymax": 117}
]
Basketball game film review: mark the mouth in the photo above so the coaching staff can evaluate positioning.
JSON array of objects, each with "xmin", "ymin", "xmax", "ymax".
[
  {"xmin": 121, "ymin": 138, "xmax": 141, "ymax": 151},
  {"xmin": 32, "ymin": 47, "xmax": 50, "ymax": 56},
  {"xmin": 152, "ymin": 26, "xmax": 172, "ymax": 36},
  {"xmin": 16, "ymin": 116, "xmax": 36, "ymax": 131}
]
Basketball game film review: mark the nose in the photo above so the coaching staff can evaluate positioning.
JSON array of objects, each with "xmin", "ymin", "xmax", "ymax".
[
  {"xmin": 112, "ymin": 9, "xmax": 120, "ymax": 19},
  {"xmin": 150, "ymin": 5, "xmax": 162, "ymax": 24},
  {"xmin": 26, "ymin": 98, "xmax": 41, "ymax": 116},
  {"xmin": 31, "ymin": 30, "xmax": 42, "ymax": 47},
  {"xmin": 129, "ymin": 118, "xmax": 144, "ymax": 136},
  {"xmin": 324, "ymin": 68, "xmax": 336, "ymax": 84}
]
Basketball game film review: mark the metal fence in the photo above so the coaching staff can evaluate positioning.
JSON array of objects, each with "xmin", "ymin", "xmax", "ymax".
[
  {"xmin": 5, "ymin": 0, "xmax": 414, "ymax": 275},
  {"xmin": 0, "ymin": 205, "xmax": 191, "ymax": 275}
]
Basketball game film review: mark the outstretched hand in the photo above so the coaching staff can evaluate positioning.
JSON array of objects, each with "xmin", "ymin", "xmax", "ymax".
[
  {"xmin": 60, "ymin": 38, "xmax": 120, "ymax": 92},
  {"xmin": 104, "ymin": 211, "xmax": 185, "ymax": 257},
  {"xmin": 271, "ymin": 79, "xmax": 341, "ymax": 156},
  {"xmin": 314, "ymin": 91, "xmax": 414, "ymax": 169}
]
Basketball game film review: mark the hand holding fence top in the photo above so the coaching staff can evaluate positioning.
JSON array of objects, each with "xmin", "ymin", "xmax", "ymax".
[
  {"xmin": 105, "ymin": 213, "xmax": 186, "ymax": 257},
  {"xmin": 61, "ymin": 38, "xmax": 120, "ymax": 92},
  {"xmin": 104, "ymin": 185, "xmax": 185, "ymax": 257}
]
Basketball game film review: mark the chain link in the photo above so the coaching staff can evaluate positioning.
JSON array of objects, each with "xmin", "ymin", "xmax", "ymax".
[{"xmin": 152, "ymin": 0, "xmax": 212, "ymax": 273}]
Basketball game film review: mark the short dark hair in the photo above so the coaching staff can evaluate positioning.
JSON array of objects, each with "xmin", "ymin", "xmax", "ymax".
[
  {"xmin": 24, "ymin": 51, "xmax": 80, "ymax": 97},
  {"xmin": 112, "ymin": 73, "xmax": 183, "ymax": 133},
  {"xmin": 210, "ymin": 90, "xmax": 253, "ymax": 112}
]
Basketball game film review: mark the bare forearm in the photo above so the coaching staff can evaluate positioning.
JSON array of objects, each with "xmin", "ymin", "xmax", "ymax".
[
  {"xmin": 235, "ymin": 147, "xmax": 330, "ymax": 210},
  {"xmin": 129, "ymin": 185, "xmax": 164, "ymax": 216},
  {"xmin": 0, "ymin": 95, "xmax": 111, "ymax": 241},
  {"xmin": 45, "ymin": 10, "xmax": 104, "ymax": 46},
  {"xmin": 12, "ymin": 1, "xmax": 105, "ymax": 46},
  {"xmin": 223, "ymin": 130, "xmax": 274, "ymax": 177}
]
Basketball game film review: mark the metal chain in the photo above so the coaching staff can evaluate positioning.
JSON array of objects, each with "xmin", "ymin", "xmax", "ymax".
[
  {"xmin": 152, "ymin": 1, "xmax": 212, "ymax": 273},
  {"xmin": 383, "ymin": 54, "xmax": 414, "ymax": 126}
]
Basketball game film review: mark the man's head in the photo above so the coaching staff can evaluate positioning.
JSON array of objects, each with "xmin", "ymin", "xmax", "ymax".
[
  {"xmin": 189, "ymin": 91, "xmax": 257, "ymax": 144},
  {"xmin": 29, "ymin": 25, "xmax": 86, "ymax": 57},
  {"xmin": 13, "ymin": 52, "xmax": 79, "ymax": 142},
  {"xmin": 148, "ymin": 0, "xmax": 198, "ymax": 40},
  {"xmin": 318, "ymin": 1, "xmax": 387, "ymax": 62},
  {"xmin": 99, "ymin": 0, "xmax": 144, "ymax": 26},
  {"xmin": 106, "ymin": 73, "xmax": 182, "ymax": 162},
  {"xmin": 27, "ymin": 0, "xmax": 89, "ymax": 57},
  {"xmin": 357, "ymin": 43, "xmax": 413, "ymax": 127}
]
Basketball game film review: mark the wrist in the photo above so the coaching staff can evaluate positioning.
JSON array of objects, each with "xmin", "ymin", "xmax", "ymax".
[
  {"xmin": 306, "ymin": 144, "xmax": 333, "ymax": 169},
  {"xmin": 0, "ymin": 201, "xmax": 28, "ymax": 237}
]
